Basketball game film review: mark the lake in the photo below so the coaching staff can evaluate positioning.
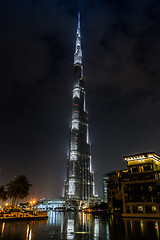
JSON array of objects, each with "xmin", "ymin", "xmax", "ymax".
[{"xmin": 0, "ymin": 211, "xmax": 159, "ymax": 240}]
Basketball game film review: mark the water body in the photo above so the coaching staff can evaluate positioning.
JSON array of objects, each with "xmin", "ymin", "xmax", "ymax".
[{"xmin": 0, "ymin": 212, "xmax": 159, "ymax": 240}]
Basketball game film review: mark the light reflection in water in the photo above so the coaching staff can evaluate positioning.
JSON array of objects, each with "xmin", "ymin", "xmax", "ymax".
[
  {"xmin": 61, "ymin": 215, "xmax": 64, "ymax": 234},
  {"xmin": 155, "ymin": 221, "xmax": 159, "ymax": 238},
  {"xmin": 87, "ymin": 213, "xmax": 92, "ymax": 234},
  {"xmin": 48, "ymin": 211, "xmax": 64, "ymax": 226},
  {"xmin": 140, "ymin": 220, "xmax": 144, "ymax": 235},
  {"xmin": 94, "ymin": 217, "xmax": 99, "ymax": 239},
  {"xmin": 1, "ymin": 222, "xmax": 5, "ymax": 237},
  {"xmin": 26, "ymin": 224, "xmax": 29, "ymax": 240},
  {"xmin": 0, "ymin": 213, "xmax": 160, "ymax": 240},
  {"xmin": 81, "ymin": 212, "xmax": 90, "ymax": 233},
  {"xmin": 67, "ymin": 219, "xmax": 74, "ymax": 240},
  {"xmin": 82, "ymin": 212, "xmax": 86, "ymax": 232},
  {"xmin": 130, "ymin": 220, "xmax": 133, "ymax": 232},
  {"xmin": 29, "ymin": 229, "xmax": 32, "ymax": 240},
  {"xmin": 26, "ymin": 224, "xmax": 32, "ymax": 240},
  {"xmin": 106, "ymin": 220, "xmax": 110, "ymax": 240}
]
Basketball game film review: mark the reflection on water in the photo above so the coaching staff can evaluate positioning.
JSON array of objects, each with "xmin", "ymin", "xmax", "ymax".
[
  {"xmin": 94, "ymin": 217, "xmax": 99, "ymax": 238},
  {"xmin": 0, "ymin": 212, "xmax": 160, "ymax": 239},
  {"xmin": 156, "ymin": 221, "xmax": 159, "ymax": 238},
  {"xmin": 26, "ymin": 224, "xmax": 32, "ymax": 240},
  {"xmin": 67, "ymin": 219, "xmax": 74, "ymax": 239},
  {"xmin": 1, "ymin": 222, "xmax": 5, "ymax": 238}
]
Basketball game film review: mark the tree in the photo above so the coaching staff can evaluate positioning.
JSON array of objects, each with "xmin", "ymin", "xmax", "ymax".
[
  {"xmin": 6, "ymin": 175, "xmax": 32, "ymax": 208},
  {"xmin": 0, "ymin": 186, "xmax": 7, "ymax": 201}
]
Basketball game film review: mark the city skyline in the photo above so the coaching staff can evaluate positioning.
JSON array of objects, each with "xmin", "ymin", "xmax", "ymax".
[{"xmin": 0, "ymin": 0, "xmax": 160, "ymax": 200}]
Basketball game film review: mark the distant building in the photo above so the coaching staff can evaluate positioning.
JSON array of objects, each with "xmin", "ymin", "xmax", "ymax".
[
  {"xmin": 102, "ymin": 174, "xmax": 109, "ymax": 202},
  {"xmin": 36, "ymin": 199, "xmax": 66, "ymax": 211},
  {"xmin": 103, "ymin": 170, "xmax": 127, "ymax": 211},
  {"xmin": 103, "ymin": 152, "xmax": 160, "ymax": 217}
]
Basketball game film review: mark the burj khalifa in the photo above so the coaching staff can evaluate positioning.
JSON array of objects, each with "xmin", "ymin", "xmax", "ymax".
[{"xmin": 64, "ymin": 13, "xmax": 95, "ymax": 201}]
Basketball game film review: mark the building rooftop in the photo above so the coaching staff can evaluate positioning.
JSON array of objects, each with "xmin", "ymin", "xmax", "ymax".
[{"xmin": 123, "ymin": 152, "xmax": 160, "ymax": 163}]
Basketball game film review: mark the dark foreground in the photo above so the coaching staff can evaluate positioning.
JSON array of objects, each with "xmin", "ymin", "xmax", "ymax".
[{"xmin": 0, "ymin": 211, "xmax": 160, "ymax": 240}]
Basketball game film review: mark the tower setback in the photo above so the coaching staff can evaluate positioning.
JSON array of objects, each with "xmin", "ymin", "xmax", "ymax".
[{"xmin": 64, "ymin": 13, "xmax": 95, "ymax": 201}]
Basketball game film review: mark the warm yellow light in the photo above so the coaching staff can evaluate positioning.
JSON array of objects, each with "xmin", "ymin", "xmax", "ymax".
[
  {"xmin": 29, "ymin": 229, "xmax": 32, "ymax": 240},
  {"xmin": 5, "ymin": 203, "xmax": 9, "ymax": 206},
  {"xmin": 26, "ymin": 224, "xmax": 30, "ymax": 236},
  {"xmin": 2, "ymin": 222, "xmax": 5, "ymax": 234},
  {"xmin": 30, "ymin": 199, "xmax": 37, "ymax": 205}
]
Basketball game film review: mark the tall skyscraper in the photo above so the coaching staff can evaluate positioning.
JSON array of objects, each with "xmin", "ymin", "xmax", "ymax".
[{"xmin": 64, "ymin": 13, "xmax": 95, "ymax": 201}]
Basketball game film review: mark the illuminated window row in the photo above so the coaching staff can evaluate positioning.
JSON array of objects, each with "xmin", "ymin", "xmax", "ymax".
[
  {"xmin": 72, "ymin": 119, "xmax": 80, "ymax": 130},
  {"xmin": 72, "ymin": 86, "xmax": 85, "ymax": 99},
  {"xmin": 72, "ymin": 110, "xmax": 79, "ymax": 119},
  {"xmin": 72, "ymin": 119, "xmax": 88, "ymax": 129},
  {"xmin": 73, "ymin": 88, "xmax": 80, "ymax": 98},
  {"xmin": 68, "ymin": 179, "xmax": 75, "ymax": 195},
  {"xmin": 71, "ymin": 145, "xmax": 78, "ymax": 151},
  {"xmin": 70, "ymin": 153, "xmax": 78, "ymax": 161}
]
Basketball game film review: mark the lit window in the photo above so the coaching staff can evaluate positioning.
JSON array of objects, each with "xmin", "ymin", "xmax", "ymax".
[
  {"xmin": 71, "ymin": 140, "xmax": 78, "ymax": 150},
  {"xmin": 72, "ymin": 120, "xmax": 79, "ymax": 130},
  {"xmin": 72, "ymin": 110, "xmax": 79, "ymax": 118},
  {"xmin": 70, "ymin": 154, "xmax": 77, "ymax": 161},
  {"xmin": 137, "ymin": 206, "xmax": 143, "ymax": 212},
  {"xmin": 68, "ymin": 179, "xmax": 75, "ymax": 195},
  {"xmin": 73, "ymin": 88, "xmax": 80, "ymax": 98}
]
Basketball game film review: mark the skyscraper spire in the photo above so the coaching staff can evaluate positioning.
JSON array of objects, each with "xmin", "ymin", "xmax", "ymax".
[
  {"xmin": 64, "ymin": 13, "xmax": 95, "ymax": 202},
  {"xmin": 77, "ymin": 12, "xmax": 80, "ymax": 31},
  {"xmin": 74, "ymin": 13, "xmax": 82, "ymax": 65}
]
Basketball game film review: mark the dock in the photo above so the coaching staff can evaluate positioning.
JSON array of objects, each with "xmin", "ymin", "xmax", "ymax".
[{"xmin": 0, "ymin": 210, "xmax": 48, "ymax": 221}]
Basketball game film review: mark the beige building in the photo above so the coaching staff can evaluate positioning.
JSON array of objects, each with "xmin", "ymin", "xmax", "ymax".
[{"xmin": 104, "ymin": 152, "xmax": 160, "ymax": 218}]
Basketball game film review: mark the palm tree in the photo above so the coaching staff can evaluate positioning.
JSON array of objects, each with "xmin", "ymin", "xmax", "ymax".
[
  {"xmin": 6, "ymin": 175, "xmax": 32, "ymax": 208},
  {"xmin": 6, "ymin": 180, "xmax": 17, "ymax": 207},
  {"xmin": 0, "ymin": 186, "xmax": 7, "ymax": 202}
]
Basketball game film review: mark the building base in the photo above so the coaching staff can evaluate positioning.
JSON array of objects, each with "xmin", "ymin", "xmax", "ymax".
[{"xmin": 122, "ymin": 213, "xmax": 160, "ymax": 218}]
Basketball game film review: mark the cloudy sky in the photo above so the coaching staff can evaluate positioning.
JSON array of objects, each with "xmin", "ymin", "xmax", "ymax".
[{"xmin": 0, "ymin": 0, "xmax": 160, "ymax": 200}]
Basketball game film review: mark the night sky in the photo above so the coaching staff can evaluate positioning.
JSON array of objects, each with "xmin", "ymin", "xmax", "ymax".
[{"xmin": 0, "ymin": 0, "xmax": 160, "ymax": 200}]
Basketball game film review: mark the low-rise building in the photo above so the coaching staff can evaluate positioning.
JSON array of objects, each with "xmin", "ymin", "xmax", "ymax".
[
  {"xmin": 103, "ymin": 152, "xmax": 160, "ymax": 217},
  {"xmin": 103, "ymin": 170, "xmax": 127, "ymax": 212},
  {"xmin": 36, "ymin": 199, "xmax": 66, "ymax": 211}
]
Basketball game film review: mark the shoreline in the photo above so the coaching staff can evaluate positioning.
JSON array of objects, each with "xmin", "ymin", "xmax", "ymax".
[{"xmin": 0, "ymin": 215, "xmax": 48, "ymax": 221}]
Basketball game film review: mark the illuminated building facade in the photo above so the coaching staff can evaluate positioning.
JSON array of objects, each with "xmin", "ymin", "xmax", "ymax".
[
  {"xmin": 64, "ymin": 13, "xmax": 95, "ymax": 201},
  {"xmin": 104, "ymin": 152, "xmax": 160, "ymax": 217},
  {"xmin": 36, "ymin": 199, "xmax": 66, "ymax": 211},
  {"xmin": 104, "ymin": 170, "xmax": 126, "ymax": 211},
  {"xmin": 102, "ymin": 174, "xmax": 109, "ymax": 202}
]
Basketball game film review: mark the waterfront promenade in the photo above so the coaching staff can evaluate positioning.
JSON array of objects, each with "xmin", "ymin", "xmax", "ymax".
[{"xmin": 0, "ymin": 209, "xmax": 48, "ymax": 221}]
